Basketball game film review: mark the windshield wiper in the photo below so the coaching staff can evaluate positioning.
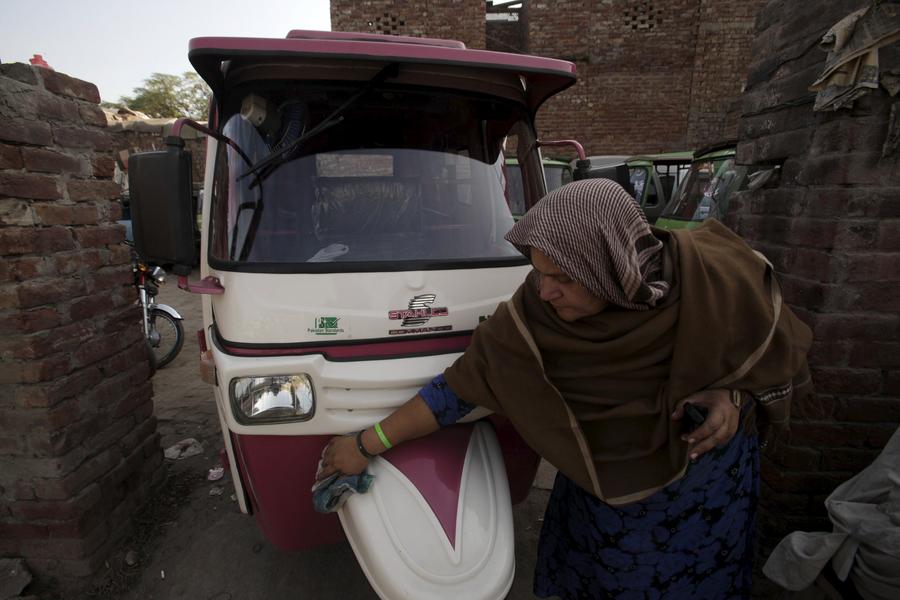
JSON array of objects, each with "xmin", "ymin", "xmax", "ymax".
[{"xmin": 240, "ymin": 62, "xmax": 400, "ymax": 187}]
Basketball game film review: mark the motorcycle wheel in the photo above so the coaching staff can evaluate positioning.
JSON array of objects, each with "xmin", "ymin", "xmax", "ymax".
[{"xmin": 149, "ymin": 309, "xmax": 184, "ymax": 369}]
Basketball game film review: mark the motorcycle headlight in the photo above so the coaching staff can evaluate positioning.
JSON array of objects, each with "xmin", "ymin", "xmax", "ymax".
[
  {"xmin": 230, "ymin": 374, "xmax": 315, "ymax": 424},
  {"xmin": 150, "ymin": 266, "xmax": 166, "ymax": 285}
]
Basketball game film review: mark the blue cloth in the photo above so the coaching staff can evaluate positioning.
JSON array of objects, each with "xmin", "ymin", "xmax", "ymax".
[
  {"xmin": 312, "ymin": 471, "xmax": 374, "ymax": 513},
  {"xmin": 419, "ymin": 376, "xmax": 760, "ymax": 600}
]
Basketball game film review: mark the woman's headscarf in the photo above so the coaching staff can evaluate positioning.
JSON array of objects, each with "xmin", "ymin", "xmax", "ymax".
[{"xmin": 505, "ymin": 178, "xmax": 670, "ymax": 309}]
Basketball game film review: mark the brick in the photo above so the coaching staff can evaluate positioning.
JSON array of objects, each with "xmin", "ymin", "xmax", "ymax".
[
  {"xmin": 19, "ymin": 353, "xmax": 75, "ymax": 384},
  {"xmin": 21, "ymin": 147, "xmax": 85, "ymax": 174},
  {"xmin": 761, "ymin": 461, "xmax": 848, "ymax": 494},
  {"xmin": 72, "ymin": 327, "xmax": 141, "ymax": 370},
  {"xmin": 16, "ymin": 366, "xmax": 104, "ymax": 408},
  {"xmin": 797, "ymin": 152, "xmax": 896, "ymax": 186},
  {"xmin": 820, "ymin": 447, "xmax": 883, "ymax": 473},
  {"xmin": 878, "ymin": 220, "xmax": 900, "ymax": 250},
  {"xmin": 0, "ymin": 256, "xmax": 49, "ymax": 282},
  {"xmin": 68, "ymin": 293, "xmax": 114, "ymax": 322},
  {"xmin": 0, "ymin": 227, "xmax": 75, "ymax": 253},
  {"xmin": 0, "ymin": 62, "xmax": 39, "ymax": 85},
  {"xmin": 789, "ymin": 420, "xmax": 895, "ymax": 449},
  {"xmin": 54, "ymin": 249, "xmax": 106, "ymax": 275},
  {"xmin": 15, "ymin": 277, "xmax": 87, "ymax": 310},
  {"xmin": 33, "ymin": 203, "xmax": 102, "ymax": 226},
  {"xmin": 90, "ymin": 155, "xmax": 115, "ymax": 178},
  {"xmin": 807, "ymin": 340, "xmax": 849, "ymax": 366},
  {"xmin": 844, "ymin": 252, "xmax": 900, "ymax": 281},
  {"xmin": 52, "ymin": 126, "xmax": 112, "ymax": 151},
  {"xmin": 811, "ymin": 367, "xmax": 883, "ymax": 395},
  {"xmin": 811, "ymin": 312, "xmax": 900, "ymax": 342},
  {"xmin": 0, "ymin": 307, "xmax": 61, "ymax": 334},
  {"xmin": 0, "ymin": 143, "xmax": 23, "ymax": 169},
  {"xmin": 809, "ymin": 116, "xmax": 890, "ymax": 157},
  {"xmin": 38, "ymin": 69, "xmax": 101, "ymax": 103},
  {"xmin": 66, "ymin": 178, "xmax": 122, "ymax": 201},
  {"xmin": 0, "ymin": 119, "xmax": 53, "ymax": 146},
  {"xmin": 73, "ymin": 225, "xmax": 125, "ymax": 248},
  {"xmin": 78, "ymin": 104, "xmax": 108, "ymax": 127},
  {"xmin": 0, "ymin": 199, "xmax": 35, "ymax": 226},
  {"xmin": 849, "ymin": 342, "xmax": 900, "ymax": 369},
  {"xmin": 83, "ymin": 264, "xmax": 132, "ymax": 294},
  {"xmin": 0, "ymin": 172, "xmax": 61, "ymax": 200},
  {"xmin": 32, "ymin": 447, "xmax": 120, "ymax": 501},
  {"xmin": 33, "ymin": 93, "xmax": 80, "ymax": 122},
  {"xmin": 791, "ymin": 393, "xmax": 836, "ymax": 419},
  {"xmin": 765, "ymin": 442, "xmax": 820, "ymax": 470},
  {"xmin": 834, "ymin": 396, "xmax": 900, "ymax": 423},
  {"xmin": 843, "ymin": 281, "xmax": 900, "ymax": 312}
]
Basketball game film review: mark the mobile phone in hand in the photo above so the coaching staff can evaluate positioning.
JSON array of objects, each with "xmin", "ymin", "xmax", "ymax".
[{"xmin": 681, "ymin": 402, "xmax": 708, "ymax": 435}]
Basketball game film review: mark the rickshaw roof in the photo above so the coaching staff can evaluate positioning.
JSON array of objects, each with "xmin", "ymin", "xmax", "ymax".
[{"xmin": 188, "ymin": 30, "xmax": 576, "ymax": 113}]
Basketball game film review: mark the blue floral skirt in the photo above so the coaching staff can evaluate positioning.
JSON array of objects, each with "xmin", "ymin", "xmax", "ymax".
[{"xmin": 534, "ymin": 431, "xmax": 759, "ymax": 600}]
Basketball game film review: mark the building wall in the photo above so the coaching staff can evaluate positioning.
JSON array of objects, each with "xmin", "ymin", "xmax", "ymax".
[
  {"xmin": 0, "ymin": 64, "xmax": 161, "ymax": 591},
  {"xmin": 724, "ymin": 0, "xmax": 900, "ymax": 563},
  {"xmin": 330, "ymin": 0, "xmax": 765, "ymax": 155}
]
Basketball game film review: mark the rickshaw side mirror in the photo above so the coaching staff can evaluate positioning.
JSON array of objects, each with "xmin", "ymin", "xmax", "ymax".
[{"xmin": 128, "ymin": 136, "xmax": 196, "ymax": 276}]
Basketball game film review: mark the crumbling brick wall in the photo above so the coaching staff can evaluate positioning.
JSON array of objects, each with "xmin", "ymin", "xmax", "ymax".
[
  {"xmin": 726, "ymin": 0, "xmax": 900, "ymax": 557},
  {"xmin": 0, "ymin": 64, "xmax": 161, "ymax": 591},
  {"xmin": 331, "ymin": 0, "xmax": 765, "ymax": 155}
]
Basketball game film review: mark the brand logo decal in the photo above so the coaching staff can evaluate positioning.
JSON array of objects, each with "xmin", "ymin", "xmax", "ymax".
[
  {"xmin": 388, "ymin": 294, "xmax": 449, "ymax": 327},
  {"xmin": 308, "ymin": 316, "xmax": 345, "ymax": 336}
]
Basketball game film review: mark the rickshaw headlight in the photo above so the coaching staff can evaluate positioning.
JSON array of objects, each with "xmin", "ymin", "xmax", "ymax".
[{"xmin": 230, "ymin": 374, "xmax": 315, "ymax": 424}]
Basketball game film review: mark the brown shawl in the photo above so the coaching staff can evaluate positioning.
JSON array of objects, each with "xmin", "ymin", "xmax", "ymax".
[{"xmin": 444, "ymin": 194, "xmax": 812, "ymax": 505}]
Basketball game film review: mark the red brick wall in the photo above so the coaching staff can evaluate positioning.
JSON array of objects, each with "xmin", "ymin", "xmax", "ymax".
[
  {"xmin": 331, "ymin": 0, "xmax": 765, "ymax": 155},
  {"xmin": 725, "ymin": 0, "xmax": 900, "ymax": 556},
  {"xmin": 0, "ymin": 64, "xmax": 161, "ymax": 591},
  {"xmin": 331, "ymin": 0, "xmax": 485, "ymax": 49}
]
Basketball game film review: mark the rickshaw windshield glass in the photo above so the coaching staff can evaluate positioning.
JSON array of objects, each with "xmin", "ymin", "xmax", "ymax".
[{"xmin": 209, "ymin": 85, "xmax": 534, "ymax": 268}]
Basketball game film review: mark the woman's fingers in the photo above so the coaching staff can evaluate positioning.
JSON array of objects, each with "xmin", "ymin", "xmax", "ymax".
[{"xmin": 674, "ymin": 389, "xmax": 740, "ymax": 461}]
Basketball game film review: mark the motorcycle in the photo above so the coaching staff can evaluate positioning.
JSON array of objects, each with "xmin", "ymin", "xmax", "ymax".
[{"xmin": 131, "ymin": 249, "xmax": 185, "ymax": 370}]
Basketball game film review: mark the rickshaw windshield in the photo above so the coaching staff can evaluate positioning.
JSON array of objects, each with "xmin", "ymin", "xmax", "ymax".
[
  {"xmin": 209, "ymin": 84, "xmax": 537, "ymax": 270},
  {"xmin": 663, "ymin": 157, "xmax": 746, "ymax": 222}
]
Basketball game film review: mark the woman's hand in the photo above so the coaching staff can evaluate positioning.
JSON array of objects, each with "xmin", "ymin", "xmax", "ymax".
[
  {"xmin": 671, "ymin": 388, "xmax": 740, "ymax": 461},
  {"xmin": 316, "ymin": 434, "xmax": 369, "ymax": 481}
]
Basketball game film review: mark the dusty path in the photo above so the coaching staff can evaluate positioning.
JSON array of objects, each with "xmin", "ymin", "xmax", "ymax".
[{"xmin": 84, "ymin": 275, "xmax": 553, "ymax": 600}]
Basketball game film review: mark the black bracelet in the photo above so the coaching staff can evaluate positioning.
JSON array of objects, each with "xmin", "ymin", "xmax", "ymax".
[{"xmin": 356, "ymin": 430, "xmax": 376, "ymax": 459}]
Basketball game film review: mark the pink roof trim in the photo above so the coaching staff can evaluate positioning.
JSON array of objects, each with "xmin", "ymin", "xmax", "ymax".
[{"xmin": 286, "ymin": 29, "xmax": 466, "ymax": 49}]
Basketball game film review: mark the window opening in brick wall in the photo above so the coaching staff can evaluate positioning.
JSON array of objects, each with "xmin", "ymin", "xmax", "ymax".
[
  {"xmin": 370, "ymin": 13, "xmax": 406, "ymax": 35},
  {"xmin": 624, "ymin": 2, "xmax": 663, "ymax": 32}
]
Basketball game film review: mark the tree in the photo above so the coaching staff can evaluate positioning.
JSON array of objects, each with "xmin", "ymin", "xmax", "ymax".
[{"xmin": 119, "ymin": 72, "xmax": 210, "ymax": 120}]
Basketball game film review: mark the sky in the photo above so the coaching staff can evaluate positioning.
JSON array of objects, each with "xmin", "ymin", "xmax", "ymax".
[{"xmin": 1, "ymin": 0, "xmax": 332, "ymax": 103}]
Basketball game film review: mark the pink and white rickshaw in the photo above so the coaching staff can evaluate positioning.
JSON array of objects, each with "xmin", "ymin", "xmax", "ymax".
[{"xmin": 128, "ymin": 30, "xmax": 581, "ymax": 599}]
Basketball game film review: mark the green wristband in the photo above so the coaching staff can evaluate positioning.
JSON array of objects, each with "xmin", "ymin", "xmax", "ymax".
[{"xmin": 374, "ymin": 421, "xmax": 393, "ymax": 450}]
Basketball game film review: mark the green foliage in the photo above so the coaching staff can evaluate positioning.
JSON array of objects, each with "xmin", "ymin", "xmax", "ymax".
[{"xmin": 119, "ymin": 72, "xmax": 210, "ymax": 120}]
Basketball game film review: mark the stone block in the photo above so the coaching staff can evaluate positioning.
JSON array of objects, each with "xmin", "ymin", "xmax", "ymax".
[
  {"xmin": 78, "ymin": 104, "xmax": 108, "ymax": 128},
  {"xmin": 90, "ymin": 155, "xmax": 115, "ymax": 178}
]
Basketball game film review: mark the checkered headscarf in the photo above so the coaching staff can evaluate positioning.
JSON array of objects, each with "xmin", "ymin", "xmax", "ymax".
[{"xmin": 505, "ymin": 178, "xmax": 670, "ymax": 310}]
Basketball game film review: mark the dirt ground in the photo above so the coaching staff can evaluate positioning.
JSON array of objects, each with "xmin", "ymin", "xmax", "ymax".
[{"xmin": 77, "ymin": 275, "xmax": 554, "ymax": 600}]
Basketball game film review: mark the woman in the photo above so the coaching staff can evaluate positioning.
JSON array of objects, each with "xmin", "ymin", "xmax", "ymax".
[{"xmin": 318, "ymin": 178, "xmax": 812, "ymax": 599}]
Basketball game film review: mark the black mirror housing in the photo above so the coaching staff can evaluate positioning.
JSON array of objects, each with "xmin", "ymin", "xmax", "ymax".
[{"xmin": 128, "ymin": 137, "xmax": 196, "ymax": 275}]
